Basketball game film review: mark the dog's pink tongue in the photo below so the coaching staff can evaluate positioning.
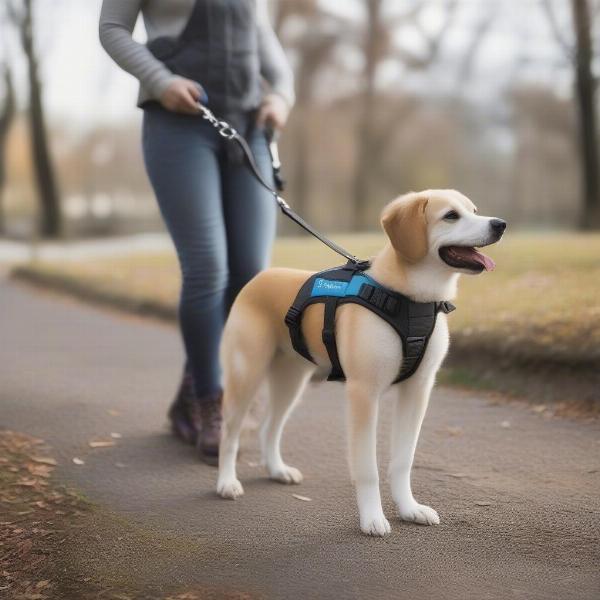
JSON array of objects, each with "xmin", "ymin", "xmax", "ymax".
[{"xmin": 456, "ymin": 247, "xmax": 496, "ymax": 271}]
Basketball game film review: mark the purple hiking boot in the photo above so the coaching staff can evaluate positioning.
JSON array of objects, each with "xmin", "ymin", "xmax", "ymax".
[
  {"xmin": 194, "ymin": 392, "xmax": 222, "ymax": 465},
  {"xmin": 167, "ymin": 370, "xmax": 198, "ymax": 445}
]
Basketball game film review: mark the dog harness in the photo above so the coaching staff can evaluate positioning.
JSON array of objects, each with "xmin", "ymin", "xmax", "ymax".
[{"xmin": 285, "ymin": 261, "xmax": 456, "ymax": 384}]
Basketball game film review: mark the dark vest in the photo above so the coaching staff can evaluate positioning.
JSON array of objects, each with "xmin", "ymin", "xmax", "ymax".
[
  {"xmin": 285, "ymin": 262, "xmax": 456, "ymax": 384},
  {"xmin": 146, "ymin": 0, "xmax": 262, "ymax": 119}
]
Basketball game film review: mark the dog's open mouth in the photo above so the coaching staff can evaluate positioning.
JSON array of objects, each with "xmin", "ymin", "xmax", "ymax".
[{"xmin": 438, "ymin": 246, "xmax": 496, "ymax": 272}]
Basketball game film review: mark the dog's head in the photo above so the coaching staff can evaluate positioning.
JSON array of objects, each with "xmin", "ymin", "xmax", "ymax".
[{"xmin": 381, "ymin": 190, "xmax": 506, "ymax": 274}]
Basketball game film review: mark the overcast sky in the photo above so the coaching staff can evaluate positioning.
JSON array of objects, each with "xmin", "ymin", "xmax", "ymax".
[{"xmin": 0, "ymin": 0, "xmax": 586, "ymax": 135}]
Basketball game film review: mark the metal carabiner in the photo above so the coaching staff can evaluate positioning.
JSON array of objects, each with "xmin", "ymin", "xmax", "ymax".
[
  {"xmin": 217, "ymin": 121, "xmax": 238, "ymax": 139},
  {"xmin": 199, "ymin": 105, "xmax": 218, "ymax": 126}
]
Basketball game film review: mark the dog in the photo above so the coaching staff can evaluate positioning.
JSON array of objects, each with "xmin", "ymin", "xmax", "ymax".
[{"xmin": 216, "ymin": 189, "xmax": 506, "ymax": 536}]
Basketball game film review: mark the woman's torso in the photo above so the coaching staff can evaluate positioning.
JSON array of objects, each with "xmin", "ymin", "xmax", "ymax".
[{"xmin": 142, "ymin": 0, "xmax": 262, "ymax": 116}]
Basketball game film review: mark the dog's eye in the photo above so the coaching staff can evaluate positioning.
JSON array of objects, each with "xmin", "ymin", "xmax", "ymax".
[{"xmin": 443, "ymin": 210, "xmax": 460, "ymax": 221}]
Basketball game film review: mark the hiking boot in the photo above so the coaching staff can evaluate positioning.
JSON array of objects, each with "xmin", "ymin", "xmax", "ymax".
[
  {"xmin": 194, "ymin": 392, "xmax": 222, "ymax": 465},
  {"xmin": 167, "ymin": 370, "xmax": 198, "ymax": 445}
]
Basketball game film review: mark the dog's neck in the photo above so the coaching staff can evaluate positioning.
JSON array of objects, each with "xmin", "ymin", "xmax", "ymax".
[{"xmin": 368, "ymin": 242, "xmax": 459, "ymax": 302}]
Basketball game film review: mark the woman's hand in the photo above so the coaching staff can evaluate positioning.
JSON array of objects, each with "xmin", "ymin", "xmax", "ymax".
[
  {"xmin": 160, "ymin": 78, "xmax": 205, "ymax": 115},
  {"xmin": 257, "ymin": 93, "xmax": 290, "ymax": 131}
]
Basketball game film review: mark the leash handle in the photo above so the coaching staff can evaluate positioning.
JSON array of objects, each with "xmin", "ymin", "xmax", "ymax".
[
  {"xmin": 198, "ymin": 105, "xmax": 360, "ymax": 265},
  {"xmin": 265, "ymin": 127, "xmax": 285, "ymax": 192}
]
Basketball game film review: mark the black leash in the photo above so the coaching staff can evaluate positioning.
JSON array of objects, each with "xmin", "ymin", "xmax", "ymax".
[{"xmin": 198, "ymin": 105, "xmax": 362, "ymax": 265}]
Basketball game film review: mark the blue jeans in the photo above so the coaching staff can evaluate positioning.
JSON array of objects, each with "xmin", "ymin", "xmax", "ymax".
[{"xmin": 142, "ymin": 106, "xmax": 276, "ymax": 398}]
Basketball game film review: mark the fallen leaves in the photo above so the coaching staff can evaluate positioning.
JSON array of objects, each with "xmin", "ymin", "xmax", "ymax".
[
  {"xmin": 438, "ymin": 426, "xmax": 463, "ymax": 437},
  {"xmin": 29, "ymin": 456, "xmax": 57, "ymax": 466},
  {"xmin": 26, "ymin": 464, "xmax": 53, "ymax": 478},
  {"xmin": 292, "ymin": 494, "xmax": 312, "ymax": 502},
  {"xmin": 72, "ymin": 432, "xmax": 124, "ymax": 465},
  {"xmin": 88, "ymin": 439, "xmax": 116, "ymax": 449},
  {"xmin": 16, "ymin": 478, "xmax": 39, "ymax": 487},
  {"xmin": 0, "ymin": 430, "xmax": 89, "ymax": 599}
]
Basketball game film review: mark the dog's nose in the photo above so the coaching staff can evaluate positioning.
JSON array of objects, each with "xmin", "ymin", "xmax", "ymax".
[{"xmin": 490, "ymin": 219, "xmax": 507, "ymax": 235}]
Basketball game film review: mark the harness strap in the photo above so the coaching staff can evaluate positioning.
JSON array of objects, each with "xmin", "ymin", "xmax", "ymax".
[
  {"xmin": 322, "ymin": 298, "xmax": 345, "ymax": 381},
  {"xmin": 284, "ymin": 305, "xmax": 313, "ymax": 364},
  {"xmin": 284, "ymin": 261, "xmax": 369, "ymax": 368}
]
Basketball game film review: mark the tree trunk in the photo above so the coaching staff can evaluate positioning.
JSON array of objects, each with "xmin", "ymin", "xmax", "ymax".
[
  {"xmin": 21, "ymin": 0, "xmax": 61, "ymax": 237},
  {"xmin": 351, "ymin": 0, "xmax": 382, "ymax": 231},
  {"xmin": 0, "ymin": 64, "xmax": 16, "ymax": 234},
  {"xmin": 571, "ymin": 0, "xmax": 600, "ymax": 229}
]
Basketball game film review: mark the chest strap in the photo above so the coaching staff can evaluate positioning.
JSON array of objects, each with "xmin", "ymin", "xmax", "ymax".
[{"xmin": 284, "ymin": 262, "xmax": 455, "ymax": 384}]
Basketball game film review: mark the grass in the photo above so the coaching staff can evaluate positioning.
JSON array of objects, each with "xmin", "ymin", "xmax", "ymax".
[{"xmin": 12, "ymin": 232, "xmax": 600, "ymax": 371}]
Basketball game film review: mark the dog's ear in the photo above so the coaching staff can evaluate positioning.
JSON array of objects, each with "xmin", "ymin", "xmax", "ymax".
[{"xmin": 381, "ymin": 193, "xmax": 429, "ymax": 263}]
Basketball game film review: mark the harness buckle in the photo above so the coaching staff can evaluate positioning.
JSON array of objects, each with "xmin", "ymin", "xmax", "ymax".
[
  {"xmin": 358, "ymin": 284, "xmax": 400, "ymax": 316},
  {"xmin": 438, "ymin": 301, "xmax": 456, "ymax": 314},
  {"xmin": 284, "ymin": 306, "xmax": 302, "ymax": 327},
  {"xmin": 346, "ymin": 259, "xmax": 371, "ymax": 271}
]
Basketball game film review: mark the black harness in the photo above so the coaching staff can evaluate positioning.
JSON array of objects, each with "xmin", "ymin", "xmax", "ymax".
[{"xmin": 285, "ymin": 261, "xmax": 456, "ymax": 384}]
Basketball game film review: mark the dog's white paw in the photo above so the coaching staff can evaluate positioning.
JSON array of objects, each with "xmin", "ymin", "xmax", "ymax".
[
  {"xmin": 269, "ymin": 465, "xmax": 303, "ymax": 484},
  {"xmin": 398, "ymin": 503, "xmax": 440, "ymax": 525},
  {"xmin": 217, "ymin": 478, "xmax": 244, "ymax": 499},
  {"xmin": 360, "ymin": 514, "xmax": 392, "ymax": 537}
]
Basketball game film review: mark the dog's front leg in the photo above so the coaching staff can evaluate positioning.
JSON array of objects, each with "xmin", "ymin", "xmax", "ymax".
[
  {"xmin": 346, "ymin": 380, "xmax": 391, "ymax": 537},
  {"xmin": 389, "ymin": 374, "xmax": 440, "ymax": 525}
]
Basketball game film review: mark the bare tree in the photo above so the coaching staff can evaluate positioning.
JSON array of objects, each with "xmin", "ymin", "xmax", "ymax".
[
  {"xmin": 0, "ymin": 63, "xmax": 16, "ymax": 234},
  {"xmin": 9, "ymin": 0, "xmax": 61, "ymax": 237},
  {"xmin": 542, "ymin": 0, "xmax": 600, "ymax": 229},
  {"xmin": 571, "ymin": 0, "xmax": 600, "ymax": 228}
]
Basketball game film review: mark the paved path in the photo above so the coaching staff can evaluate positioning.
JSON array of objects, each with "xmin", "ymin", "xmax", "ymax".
[
  {"xmin": 0, "ymin": 233, "xmax": 173, "ymax": 264},
  {"xmin": 1, "ymin": 278, "xmax": 599, "ymax": 599}
]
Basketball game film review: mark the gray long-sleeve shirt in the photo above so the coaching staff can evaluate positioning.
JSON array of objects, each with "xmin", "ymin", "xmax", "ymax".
[{"xmin": 99, "ymin": 0, "xmax": 295, "ymax": 108}]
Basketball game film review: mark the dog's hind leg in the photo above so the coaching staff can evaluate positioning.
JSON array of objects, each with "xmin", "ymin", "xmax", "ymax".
[
  {"xmin": 388, "ymin": 373, "xmax": 439, "ymax": 525},
  {"xmin": 346, "ymin": 380, "xmax": 391, "ymax": 537},
  {"xmin": 217, "ymin": 310, "xmax": 275, "ymax": 500},
  {"xmin": 261, "ymin": 354, "xmax": 312, "ymax": 484}
]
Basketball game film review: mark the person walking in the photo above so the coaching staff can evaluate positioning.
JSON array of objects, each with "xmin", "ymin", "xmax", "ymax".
[{"xmin": 99, "ymin": 0, "xmax": 294, "ymax": 462}]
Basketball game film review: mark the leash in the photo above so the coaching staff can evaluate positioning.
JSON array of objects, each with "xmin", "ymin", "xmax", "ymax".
[{"xmin": 198, "ymin": 105, "xmax": 363, "ymax": 265}]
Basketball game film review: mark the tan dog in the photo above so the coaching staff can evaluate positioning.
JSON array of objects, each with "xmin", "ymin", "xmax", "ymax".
[{"xmin": 216, "ymin": 189, "xmax": 506, "ymax": 536}]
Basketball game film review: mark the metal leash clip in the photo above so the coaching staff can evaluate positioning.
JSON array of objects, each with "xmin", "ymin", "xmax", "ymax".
[
  {"xmin": 266, "ymin": 128, "xmax": 286, "ymax": 192},
  {"xmin": 199, "ymin": 104, "xmax": 237, "ymax": 139}
]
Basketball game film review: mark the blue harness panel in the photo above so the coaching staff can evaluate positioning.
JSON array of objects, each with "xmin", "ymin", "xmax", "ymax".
[{"xmin": 310, "ymin": 274, "xmax": 378, "ymax": 299}]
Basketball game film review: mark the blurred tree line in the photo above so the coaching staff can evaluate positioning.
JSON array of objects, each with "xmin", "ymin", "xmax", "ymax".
[{"xmin": 0, "ymin": 0, "xmax": 599, "ymax": 238}]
